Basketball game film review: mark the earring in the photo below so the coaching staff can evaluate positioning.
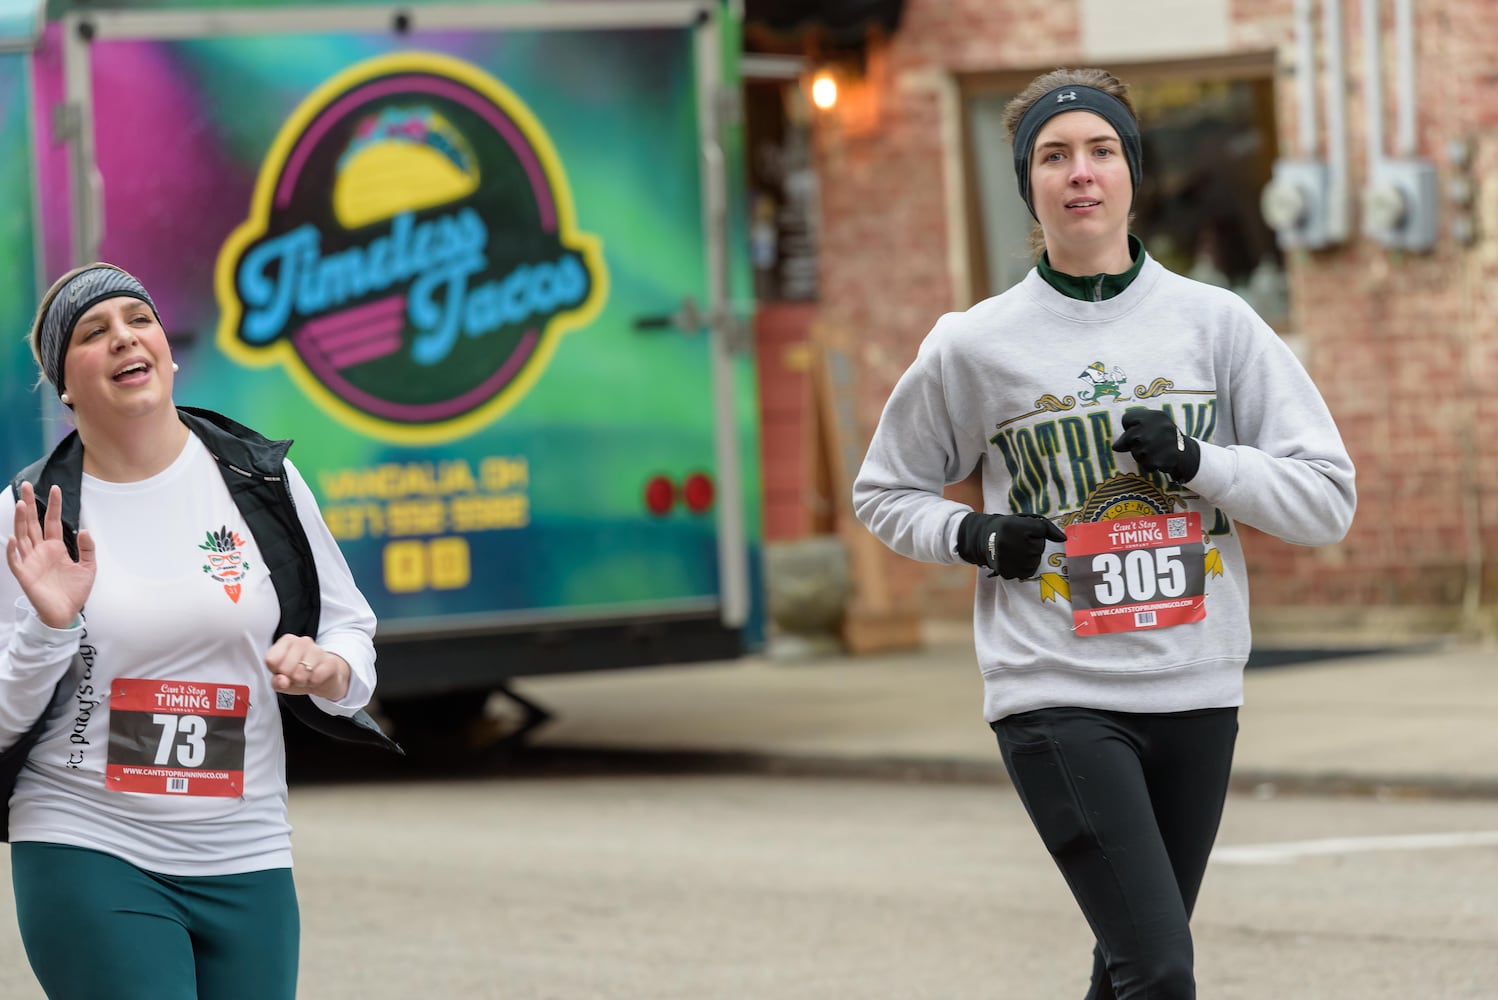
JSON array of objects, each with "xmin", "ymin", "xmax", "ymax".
[
  {"xmin": 171, "ymin": 362, "xmax": 179, "ymax": 372},
  {"xmin": 59, "ymin": 393, "xmax": 70, "ymax": 405}
]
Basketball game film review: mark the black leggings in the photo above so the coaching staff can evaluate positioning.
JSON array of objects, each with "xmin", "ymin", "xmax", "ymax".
[{"xmin": 992, "ymin": 705, "xmax": 1238, "ymax": 1000}]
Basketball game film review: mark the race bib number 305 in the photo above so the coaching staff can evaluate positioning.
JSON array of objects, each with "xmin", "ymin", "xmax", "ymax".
[
  {"xmin": 1065, "ymin": 513, "xmax": 1207, "ymax": 636},
  {"xmin": 106, "ymin": 679, "xmax": 249, "ymax": 797}
]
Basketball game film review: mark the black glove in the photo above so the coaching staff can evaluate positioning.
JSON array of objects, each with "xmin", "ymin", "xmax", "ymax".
[
  {"xmin": 1111, "ymin": 407, "xmax": 1201, "ymax": 482},
  {"xmin": 955, "ymin": 512, "xmax": 1067, "ymax": 580}
]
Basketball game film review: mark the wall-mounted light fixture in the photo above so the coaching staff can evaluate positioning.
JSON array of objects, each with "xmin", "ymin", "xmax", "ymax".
[
  {"xmin": 810, "ymin": 69, "xmax": 839, "ymax": 110},
  {"xmin": 801, "ymin": 39, "xmax": 885, "ymax": 134}
]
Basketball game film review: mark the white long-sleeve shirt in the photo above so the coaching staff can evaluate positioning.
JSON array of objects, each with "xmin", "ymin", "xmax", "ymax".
[
  {"xmin": 854, "ymin": 256, "xmax": 1356, "ymax": 722},
  {"xmin": 0, "ymin": 431, "xmax": 376, "ymax": 875}
]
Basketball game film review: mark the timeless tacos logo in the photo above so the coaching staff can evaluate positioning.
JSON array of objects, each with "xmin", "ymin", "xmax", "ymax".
[{"xmin": 215, "ymin": 52, "xmax": 606, "ymax": 442}]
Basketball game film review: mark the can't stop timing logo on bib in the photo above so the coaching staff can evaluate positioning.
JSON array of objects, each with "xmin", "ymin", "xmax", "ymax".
[{"xmin": 216, "ymin": 52, "xmax": 606, "ymax": 441}]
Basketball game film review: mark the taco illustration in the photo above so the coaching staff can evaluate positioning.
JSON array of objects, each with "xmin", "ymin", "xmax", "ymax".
[{"xmin": 333, "ymin": 106, "xmax": 480, "ymax": 229}]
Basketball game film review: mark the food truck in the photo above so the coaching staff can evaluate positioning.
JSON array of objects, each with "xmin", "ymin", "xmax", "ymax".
[{"xmin": 0, "ymin": 0, "xmax": 763, "ymax": 740}]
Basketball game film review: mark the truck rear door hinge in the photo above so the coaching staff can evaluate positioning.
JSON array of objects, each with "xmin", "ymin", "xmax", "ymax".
[
  {"xmin": 714, "ymin": 86, "xmax": 742, "ymax": 131},
  {"xmin": 52, "ymin": 101, "xmax": 83, "ymax": 143}
]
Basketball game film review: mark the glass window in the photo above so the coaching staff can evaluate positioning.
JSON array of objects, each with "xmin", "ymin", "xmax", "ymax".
[
  {"xmin": 745, "ymin": 78, "xmax": 820, "ymax": 302},
  {"xmin": 964, "ymin": 65, "xmax": 1287, "ymax": 328}
]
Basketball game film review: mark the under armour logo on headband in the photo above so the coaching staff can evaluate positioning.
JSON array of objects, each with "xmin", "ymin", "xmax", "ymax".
[{"xmin": 1057, "ymin": 91, "xmax": 1077, "ymax": 102}]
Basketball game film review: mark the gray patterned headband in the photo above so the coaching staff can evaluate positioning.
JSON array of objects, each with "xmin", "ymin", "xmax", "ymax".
[{"xmin": 39, "ymin": 266, "xmax": 158, "ymax": 394}]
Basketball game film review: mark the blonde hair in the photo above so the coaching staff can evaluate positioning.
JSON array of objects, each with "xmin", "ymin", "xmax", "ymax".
[{"xmin": 1001, "ymin": 68, "xmax": 1138, "ymax": 258}]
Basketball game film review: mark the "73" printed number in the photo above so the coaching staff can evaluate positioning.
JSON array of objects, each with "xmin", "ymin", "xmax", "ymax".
[{"xmin": 151, "ymin": 714, "xmax": 208, "ymax": 768}]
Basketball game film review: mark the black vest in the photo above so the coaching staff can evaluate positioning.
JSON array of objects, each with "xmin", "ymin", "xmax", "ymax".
[{"xmin": 0, "ymin": 406, "xmax": 400, "ymax": 840}]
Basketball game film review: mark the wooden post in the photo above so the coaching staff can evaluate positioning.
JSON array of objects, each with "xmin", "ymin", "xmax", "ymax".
[{"xmin": 810, "ymin": 322, "xmax": 923, "ymax": 653}]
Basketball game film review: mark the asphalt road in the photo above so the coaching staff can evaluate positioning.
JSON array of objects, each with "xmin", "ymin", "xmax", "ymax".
[{"xmin": 1, "ymin": 770, "xmax": 1494, "ymax": 999}]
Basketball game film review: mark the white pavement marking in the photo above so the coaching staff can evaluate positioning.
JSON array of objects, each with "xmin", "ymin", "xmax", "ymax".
[{"xmin": 1211, "ymin": 830, "xmax": 1498, "ymax": 865}]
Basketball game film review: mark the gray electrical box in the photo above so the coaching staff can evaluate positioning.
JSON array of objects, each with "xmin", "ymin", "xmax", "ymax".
[
  {"xmin": 1260, "ymin": 159, "xmax": 1335, "ymax": 250},
  {"xmin": 1363, "ymin": 158, "xmax": 1439, "ymax": 251}
]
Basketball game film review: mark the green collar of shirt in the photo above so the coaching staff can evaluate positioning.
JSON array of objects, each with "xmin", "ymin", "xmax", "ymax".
[{"xmin": 1038, "ymin": 235, "xmax": 1146, "ymax": 302}]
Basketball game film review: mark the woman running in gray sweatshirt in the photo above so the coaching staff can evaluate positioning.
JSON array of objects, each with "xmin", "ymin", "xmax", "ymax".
[{"xmin": 853, "ymin": 67, "xmax": 1355, "ymax": 1000}]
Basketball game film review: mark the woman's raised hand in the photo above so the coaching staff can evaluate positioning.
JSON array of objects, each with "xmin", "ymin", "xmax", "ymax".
[{"xmin": 5, "ymin": 482, "xmax": 96, "ymax": 629}]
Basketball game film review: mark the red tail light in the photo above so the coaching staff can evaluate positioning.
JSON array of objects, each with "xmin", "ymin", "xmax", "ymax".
[
  {"xmin": 644, "ymin": 475, "xmax": 674, "ymax": 515},
  {"xmin": 682, "ymin": 472, "xmax": 714, "ymax": 513}
]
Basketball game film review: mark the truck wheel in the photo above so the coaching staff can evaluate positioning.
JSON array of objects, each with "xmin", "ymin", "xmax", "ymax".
[{"xmin": 379, "ymin": 687, "xmax": 552, "ymax": 764}]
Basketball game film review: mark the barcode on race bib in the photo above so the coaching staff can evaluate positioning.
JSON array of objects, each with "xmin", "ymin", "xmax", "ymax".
[
  {"xmin": 1134, "ymin": 610, "xmax": 1157, "ymax": 628},
  {"xmin": 167, "ymin": 777, "xmax": 190, "ymax": 793}
]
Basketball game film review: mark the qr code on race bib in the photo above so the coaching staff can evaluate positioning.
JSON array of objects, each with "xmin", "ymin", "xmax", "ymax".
[
  {"xmin": 1167, "ymin": 517, "xmax": 1187, "ymax": 539},
  {"xmin": 216, "ymin": 688, "xmax": 236, "ymax": 711},
  {"xmin": 167, "ymin": 778, "xmax": 189, "ymax": 793},
  {"xmin": 1134, "ymin": 611, "xmax": 1157, "ymax": 628}
]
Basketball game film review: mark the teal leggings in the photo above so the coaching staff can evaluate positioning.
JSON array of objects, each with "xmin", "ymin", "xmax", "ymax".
[{"xmin": 11, "ymin": 842, "xmax": 299, "ymax": 1000}]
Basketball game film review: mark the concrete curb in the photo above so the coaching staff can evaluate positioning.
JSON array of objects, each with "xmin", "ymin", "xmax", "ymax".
[
  {"xmin": 1226, "ymin": 769, "xmax": 1498, "ymax": 801},
  {"xmin": 515, "ymin": 745, "xmax": 1498, "ymax": 800}
]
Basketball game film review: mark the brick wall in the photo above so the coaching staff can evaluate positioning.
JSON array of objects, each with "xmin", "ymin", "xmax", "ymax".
[{"xmin": 816, "ymin": 0, "xmax": 1498, "ymax": 638}]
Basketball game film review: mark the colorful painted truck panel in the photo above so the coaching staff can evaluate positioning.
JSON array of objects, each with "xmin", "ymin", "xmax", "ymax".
[{"xmin": 0, "ymin": 1, "xmax": 762, "ymax": 705}]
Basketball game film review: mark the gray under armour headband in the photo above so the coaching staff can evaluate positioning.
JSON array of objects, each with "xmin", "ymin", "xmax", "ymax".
[
  {"xmin": 38, "ymin": 266, "xmax": 158, "ymax": 394},
  {"xmin": 1011, "ymin": 84, "xmax": 1143, "ymax": 221}
]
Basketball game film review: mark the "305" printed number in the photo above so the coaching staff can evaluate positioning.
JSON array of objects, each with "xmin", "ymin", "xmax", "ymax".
[{"xmin": 1090, "ymin": 547, "xmax": 1187, "ymax": 606}]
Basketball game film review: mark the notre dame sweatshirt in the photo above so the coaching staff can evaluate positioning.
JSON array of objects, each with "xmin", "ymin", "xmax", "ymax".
[{"xmin": 852, "ymin": 255, "xmax": 1356, "ymax": 721}]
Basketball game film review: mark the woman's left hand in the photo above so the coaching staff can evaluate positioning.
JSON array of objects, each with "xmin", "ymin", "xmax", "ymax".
[{"xmin": 266, "ymin": 634, "xmax": 352, "ymax": 701}]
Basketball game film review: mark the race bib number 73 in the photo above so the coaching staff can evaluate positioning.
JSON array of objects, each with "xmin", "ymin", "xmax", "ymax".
[
  {"xmin": 1064, "ymin": 513, "xmax": 1207, "ymax": 636},
  {"xmin": 106, "ymin": 679, "xmax": 249, "ymax": 797}
]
